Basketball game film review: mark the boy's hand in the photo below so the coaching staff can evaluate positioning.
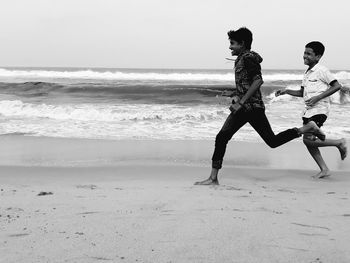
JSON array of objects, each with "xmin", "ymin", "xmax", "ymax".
[
  {"xmin": 341, "ymin": 85, "xmax": 350, "ymax": 94},
  {"xmin": 229, "ymin": 102, "xmax": 242, "ymax": 113},
  {"xmin": 305, "ymin": 95, "xmax": 320, "ymax": 107},
  {"xmin": 275, "ymin": 89, "xmax": 286, "ymax": 97}
]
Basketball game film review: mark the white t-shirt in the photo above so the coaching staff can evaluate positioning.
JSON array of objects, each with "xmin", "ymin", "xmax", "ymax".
[{"xmin": 302, "ymin": 64, "xmax": 336, "ymax": 118}]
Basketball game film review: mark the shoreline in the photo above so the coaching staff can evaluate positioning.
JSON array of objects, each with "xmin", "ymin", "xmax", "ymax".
[{"xmin": 0, "ymin": 134, "xmax": 349, "ymax": 171}]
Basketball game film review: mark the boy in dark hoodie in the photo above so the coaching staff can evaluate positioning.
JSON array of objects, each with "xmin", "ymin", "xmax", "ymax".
[{"xmin": 195, "ymin": 27, "xmax": 325, "ymax": 185}]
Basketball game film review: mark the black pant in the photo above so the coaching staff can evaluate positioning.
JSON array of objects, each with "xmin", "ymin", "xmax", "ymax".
[{"xmin": 212, "ymin": 108, "xmax": 300, "ymax": 169}]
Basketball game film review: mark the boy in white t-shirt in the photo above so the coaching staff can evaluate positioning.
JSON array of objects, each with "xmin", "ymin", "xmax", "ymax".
[{"xmin": 276, "ymin": 41, "xmax": 347, "ymax": 179}]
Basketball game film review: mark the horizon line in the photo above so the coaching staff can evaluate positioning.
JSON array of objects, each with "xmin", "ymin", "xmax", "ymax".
[{"xmin": 0, "ymin": 65, "xmax": 333, "ymax": 71}]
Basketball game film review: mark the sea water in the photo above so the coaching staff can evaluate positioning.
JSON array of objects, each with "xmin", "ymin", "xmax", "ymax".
[{"xmin": 0, "ymin": 67, "xmax": 349, "ymax": 142}]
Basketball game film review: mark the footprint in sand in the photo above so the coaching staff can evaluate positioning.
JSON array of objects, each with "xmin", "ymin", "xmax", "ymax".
[
  {"xmin": 37, "ymin": 191, "xmax": 53, "ymax": 196},
  {"xmin": 89, "ymin": 257, "xmax": 113, "ymax": 261},
  {"xmin": 77, "ymin": 211, "xmax": 100, "ymax": 215},
  {"xmin": 298, "ymin": 232, "xmax": 327, "ymax": 237},
  {"xmin": 277, "ymin": 188, "xmax": 295, "ymax": 193},
  {"xmin": 310, "ymin": 258, "xmax": 323, "ymax": 263},
  {"xmin": 160, "ymin": 209, "xmax": 175, "ymax": 216},
  {"xmin": 8, "ymin": 233, "xmax": 30, "ymax": 237},
  {"xmin": 259, "ymin": 207, "xmax": 283, "ymax": 214},
  {"xmin": 6, "ymin": 207, "xmax": 24, "ymax": 212},
  {"xmin": 225, "ymin": 186, "xmax": 243, "ymax": 191},
  {"xmin": 291, "ymin": 222, "xmax": 330, "ymax": 231},
  {"xmin": 76, "ymin": 184, "xmax": 98, "ymax": 190}
]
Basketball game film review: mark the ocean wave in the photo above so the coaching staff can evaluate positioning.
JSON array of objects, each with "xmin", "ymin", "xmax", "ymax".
[
  {"xmin": 0, "ymin": 81, "xmax": 230, "ymax": 104},
  {"xmin": 1, "ymin": 81, "xmax": 349, "ymax": 106},
  {"xmin": 2, "ymin": 96, "xmax": 346, "ymax": 125},
  {"xmin": 1, "ymin": 98, "xmax": 349, "ymax": 141},
  {"xmin": 0, "ymin": 68, "xmax": 234, "ymax": 81},
  {"xmin": 0, "ymin": 81, "xmax": 282, "ymax": 100},
  {"xmin": 0, "ymin": 99, "xmax": 228, "ymax": 122},
  {"xmin": 0, "ymin": 81, "xmax": 222, "ymax": 93},
  {"xmin": 1, "ymin": 68, "xmax": 349, "ymax": 82}
]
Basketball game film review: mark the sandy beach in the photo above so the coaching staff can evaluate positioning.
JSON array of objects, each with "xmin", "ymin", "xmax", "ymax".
[
  {"xmin": 2, "ymin": 1, "xmax": 350, "ymax": 262},
  {"xmin": 1, "ymin": 136, "xmax": 350, "ymax": 263}
]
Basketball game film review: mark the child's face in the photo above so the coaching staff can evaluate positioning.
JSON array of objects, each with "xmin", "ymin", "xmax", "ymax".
[
  {"xmin": 303, "ymin": 47, "xmax": 321, "ymax": 66},
  {"xmin": 229, "ymin": 39, "xmax": 244, "ymax": 56}
]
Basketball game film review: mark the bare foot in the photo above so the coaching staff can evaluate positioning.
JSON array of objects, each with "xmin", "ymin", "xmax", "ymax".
[
  {"xmin": 312, "ymin": 170, "xmax": 331, "ymax": 179},
  {"xmin": 305, "ymin": 122, "xmax": 326, "ymax": 141},
  {"xmin": 194, "ymin": 178, "xmax": 219, "ymax": 185},
  {"xmin": 338, "ymin": 139, "xmax": 347, "ymax": 160}
]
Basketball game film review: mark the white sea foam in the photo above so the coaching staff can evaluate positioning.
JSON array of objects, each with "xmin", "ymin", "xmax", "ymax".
[
  {"xmin": 0, "ymin": 99, "xmax": 229, "ymax": 140},
  {"xmin": 0, "ymin": 68, "xmax": 234, "ymax": 82},
  {"xmin": 1, "ymin": 68, "xmax": 349, "ymax": 82},
  {"xmin": 0, "ymin": 99, "xmax": 227, "ymax": 122},
  {"xmin": 1, "ymin": 98, "xmax": 349, "ymax": 141}
]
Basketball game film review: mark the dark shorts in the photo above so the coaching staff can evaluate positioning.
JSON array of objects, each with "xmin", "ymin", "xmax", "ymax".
[{"xmin": 302, "ymin": 114, "xmax": 327, "ymax": 128}]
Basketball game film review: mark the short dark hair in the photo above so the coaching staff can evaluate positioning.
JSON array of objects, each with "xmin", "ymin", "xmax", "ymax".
[
  {"xmin": 227, "ymin": 27, "xmax": 253, "ymax": 50},
  {"xmin": 305, "ymin": 41, "xmax": 325, "ymax": 56}
]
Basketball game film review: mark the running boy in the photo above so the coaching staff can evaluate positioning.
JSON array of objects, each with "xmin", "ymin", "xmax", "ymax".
[
  {"xmin": 195, "ymin": 28, "xmax": 325, "ymax": 185},
  {"xmin": 275, "ymin": 41, "xmax": 347, "ymax": 178}
]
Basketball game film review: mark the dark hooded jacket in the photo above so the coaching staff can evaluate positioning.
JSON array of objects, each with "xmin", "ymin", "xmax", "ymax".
[{"xmin": 233, "ymin": 50, "xmax": 265, "ymax": 111}]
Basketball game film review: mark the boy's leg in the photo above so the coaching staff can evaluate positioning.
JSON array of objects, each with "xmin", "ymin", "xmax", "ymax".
[
  {"xmin": 303, "ymin": 137, "xmax": 347, "ymax": 160},
  {"xmin": 195, "ymin": 168, "xmax": 220, "ymax": 185},
  {"xmin": 301, "ymin": 114, "xmax": 341, "ymax": 178},
  {"xmin": 195, "ymin": 111, "xmax": 248, "ymax": 185},
  {"xmin": 298, "ymin": 122, "xmax": 326, "ymax": 141},
  {"xmin": 248, "ymin": 108, "xmax": 310, "ymax": 148},
  {"xmin": 303, "ymin": 134, "xmax": 330, "ymax": 178}
]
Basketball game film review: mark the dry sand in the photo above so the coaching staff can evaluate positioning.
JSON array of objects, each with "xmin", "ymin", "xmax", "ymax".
[{"xmin": 0, "ymin": 136, "xmax": 349, "ymax": 263}]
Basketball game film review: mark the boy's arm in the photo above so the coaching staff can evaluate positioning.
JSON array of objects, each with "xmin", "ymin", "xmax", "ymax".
[
  {"xmin": 275, "ymin": 87, "xmax": 304, "ymax": 97},
  {"xmin": 229, "ymin": 78, "xmax": 263, "ymax": 112},
  {"xmin": 305, "ymin": 80, "xmax": 341, "ymax": 107},
  {"xmin": 240, "ymin": 78, "xmax": 263, "ymax": 104}
]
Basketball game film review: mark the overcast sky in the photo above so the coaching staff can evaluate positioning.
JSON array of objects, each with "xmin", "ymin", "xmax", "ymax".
[{"xmin": 0, "ymin": 0, "xmax": 349, "ymax": 70}]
